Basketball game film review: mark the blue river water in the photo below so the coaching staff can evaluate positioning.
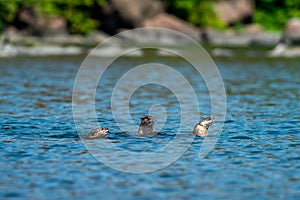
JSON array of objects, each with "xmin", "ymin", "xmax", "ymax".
[{"xmin": 0, "ymin": 51, "xmax": 299, "ymax": 199}]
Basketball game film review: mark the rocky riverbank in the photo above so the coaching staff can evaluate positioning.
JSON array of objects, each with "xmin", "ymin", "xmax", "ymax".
[
  {"xmin": 1, "ymin": 0, "xmax": 300, "ymax": 58},
  {"xmin": 0, "ymin": 24, "xmax": 298, "ymax": 58}
]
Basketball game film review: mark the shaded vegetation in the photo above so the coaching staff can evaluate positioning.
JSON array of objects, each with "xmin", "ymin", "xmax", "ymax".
[
  {"xmin": 166, "ymin": 0, "xmax": 300, "ymax": 31},
  {"xmin": 0, "ymin": 0, "xmax": 300, "ymax": 34},
  {"xmin": 0, "ymin": 0, "xmax": 106, "ymax": 34},
  {"xmin": 164, "ymin": 0, "xmax": 225, "ymax": 29},
  {"xmin": 254, "ymin": 0, "xmax": 300, "ymax": 31}
]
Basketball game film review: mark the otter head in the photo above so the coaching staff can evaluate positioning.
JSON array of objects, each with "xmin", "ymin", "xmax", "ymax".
[
  {"xmin": 194, "ymin": 117, "xmax": 215, "ymax": 136},
  {"xmin": 86, "ymin": 127, "xmax": 109, "ymax": 139},
  {"xmin": 100, "ymin": 127, "xmax": 109, "ymax": 135},
  {"xmin": 199, "ymin": 117, "xmax": 215, "ymax": 129},
  {"xmin": 138, "ymin": 115, "xmax": 155, "ymax": 135},
  {"xmin": 140, "ymin": 116, "xmax": 155, "ymax": 126}
]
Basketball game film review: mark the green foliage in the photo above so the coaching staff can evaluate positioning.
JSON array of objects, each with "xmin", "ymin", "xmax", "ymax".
[
  {"xmin": 189, "ymin": 1, "xmax": 225, "ymax": 29},
  {"xmin": 0, "ymin": 0, "xmax": 20, "ymax": 31},
  {"xmin": 0, "ymin": 0, "xmax": 107, "ymax": 34},
  {"xmin": 165, "ymin": 0, "xmax": 300, "ymax": 31},
  {"xmin": 254, "ymin": 0, "xmax": 300, "ymax": 31},
  {"xmin": 164, "ymin": 0, "xmax": 226, "ymax": 29},
  {"xmin": 164, "ymin": 0, "xmax": 194, "ymax": 20},
  {"xmin": 65, "ymin": 10, "xmax": 99, "ymax": 35},
  {"xmin": 1, "ymin": 0, "xmax": 300, "ymax": 34}
]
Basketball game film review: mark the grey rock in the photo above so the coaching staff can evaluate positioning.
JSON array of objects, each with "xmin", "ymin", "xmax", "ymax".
[
  {"xmin": 110, "ymin": 0, "xmax": 163, "ymax": 27},
  {"xmin": 89, "ymin": 45, "xmax": 143, "ymax": 57},
  {"xmin": 0, "ymin": 44, "xmax": 18, "ymax": 57},
  {"xmin": 141, "ymin": 14, "xmax": 200, "ymax": 42},
  {"xmin": 15, "ymin": 7, "xmax": 68, "ymax": 36},
  {"xmin": 116, "ymin": 28, "xmax": 199, "ymax": 45},
  {"xmin": 16, "ymin": 45, "xmax": 82, "ymax": 56},
  {"xmin": 269, "ymin": 44, "xmax": 300, "ymax": 58},
  {"xmin": 281, "ymin": 18, "xmax": 300, "ymax": 45},
  {"xmin": 214, "ymin": 0, "xmax": 254, "ymax": 25},
  {"xmin": 249, "ymin": 34, "xmax": 280, "ymax": 46},
  {"xmin": 211, "ymin": 48, "xmax": 234, "ymax": 57},
  {"xmin": 202, "ymin": 28, "xmax": 280, "ymax": 47}
]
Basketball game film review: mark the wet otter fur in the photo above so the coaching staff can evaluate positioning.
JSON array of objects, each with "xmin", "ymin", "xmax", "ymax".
[
  {"xmin": 138, "ymin": 115, "xmax": 155, "ymax": 135},
  {"xmin": 193, "ymin": 117, "xmax": 215, "ymax": 136},
  {"xmin": 86, "ymin": 127, "xmax": 109, "ymax": 139}
]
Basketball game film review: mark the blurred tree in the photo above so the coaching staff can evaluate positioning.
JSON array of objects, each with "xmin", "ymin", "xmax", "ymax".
[
  {"xmin": 164, "ymin": 0, "xmax": 225, "ymax": 29},
  {"xmin": 0, "ymin": 0, "xmax": 20, "ymax": 31},
  {"xmin": 1, "ymin": 0, "xmax": 300, "ymax": 34},
  {"xmin": 254, "ymin": 0, "xmax": 300, "ymax": 31},
  {"xmin": 0, "ymin": 0, "xmax": 107, "ymax": 34}
]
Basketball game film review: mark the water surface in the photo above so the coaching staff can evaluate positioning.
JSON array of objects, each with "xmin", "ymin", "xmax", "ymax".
[{"xmin": 0, "ymin": 52, "xmax": 299, "ymax": 199}]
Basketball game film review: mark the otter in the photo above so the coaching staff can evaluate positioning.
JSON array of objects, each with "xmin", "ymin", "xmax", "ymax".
[
  {"xmin": 86, "ymin": 127, "xmax": 109, "ymax": 139},
  {"xmin": 193, "ymin": 117, "xmax": 215, "ymax": 136},
  {"xmin": 138, "ymin": 115, "xmax": 155, "ymax": 135}
]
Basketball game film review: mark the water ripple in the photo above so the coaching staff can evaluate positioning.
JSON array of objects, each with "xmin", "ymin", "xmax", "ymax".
[{"xmin": 0, "ymin": 56, "xmax": 299, "ymax": 199}]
